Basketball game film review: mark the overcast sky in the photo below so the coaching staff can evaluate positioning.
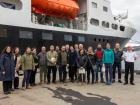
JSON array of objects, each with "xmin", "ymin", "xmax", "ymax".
[{"xmin": 110, "ymin": 0, "xmax": 140, "ymax": 45}]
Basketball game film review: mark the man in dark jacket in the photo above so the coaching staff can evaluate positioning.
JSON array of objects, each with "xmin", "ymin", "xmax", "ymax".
[
  {"xmin": 38, "ymin": 46, "xmax": 47, "ymax": 84},
  {"xmin": 57, "ymin": 46, "xmax": 68, "ymax": 83},
  {"xmin": 87, "ymin": 47, "xmax": 97, "ymax": 84},
  {"xmin": 113, "ymin": 43, "xmax": 123, "ymax": 83},
  {"xmin": 65, "ymin": 44, "xmax": 70, "ymax": 79},
  {"xmin": 69, "ymin": 46, "xmax": 77, "ymax": 82}
]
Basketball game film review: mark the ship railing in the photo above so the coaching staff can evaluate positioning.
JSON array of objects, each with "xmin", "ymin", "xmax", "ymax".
[{"xmin": 31, "ymin": 13, "xmax": 87, "ymax": 31}]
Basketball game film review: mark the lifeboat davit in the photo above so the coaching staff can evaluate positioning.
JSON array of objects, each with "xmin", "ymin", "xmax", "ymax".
[{"xmin": 32, "ymin": 0, "xmax": 80, "ymax": 19}]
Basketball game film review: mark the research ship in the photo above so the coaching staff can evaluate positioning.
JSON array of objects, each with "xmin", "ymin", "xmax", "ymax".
[{"xmin": 0, "ymin": 0, "xmax": 136, "ymax": 52}]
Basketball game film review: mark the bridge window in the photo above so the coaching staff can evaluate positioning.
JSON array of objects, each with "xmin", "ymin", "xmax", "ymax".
[
  {"xmin": 102, "ymin": 21, "xmax": 109, "ymax": 28},
  {"xmin": 103, "ymin": 6, "xmax": 108, "ymax": 12},
  {"xmin": 112, "ymin": 24, "xmax": 118, "ymax": 30},
  {"xmin": 106, "ymin": 22, "xmax": 109, "ymax": 28},
  {"xmin": 120, "ymin": 26, "xmax": 125, "ymax": 31},
  {"xmin": 90, "ymin": 18, "xmax": 99, "ymax": 26}
]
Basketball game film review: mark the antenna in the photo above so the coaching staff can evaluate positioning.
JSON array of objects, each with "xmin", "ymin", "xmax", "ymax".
[{"xmin": 114, "ymin": 9, "xmax": 128, "ymax": 22}]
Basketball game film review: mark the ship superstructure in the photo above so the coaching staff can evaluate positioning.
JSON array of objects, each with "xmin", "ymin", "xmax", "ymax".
[{"xmin": 0, "ymin": 0, "xmax": 136, "ymax": 51}]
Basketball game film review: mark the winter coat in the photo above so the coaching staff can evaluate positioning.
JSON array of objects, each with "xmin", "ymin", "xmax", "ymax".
[
  {"xmin": 0, "ymin": 53, "xmax": 15, "ymax": 81},
  {"xmin": 21, "ymin": 54, "xmax": 35, "ymax": 70},
  {"xmin": 87, "ymin": 54, "xmax": 97, "ymax": 68},
  {"xmin": 38, "ymin": 52, "xmax": 47, "ymax": 66},
  {"xmin": 47, "ymin": 51, "xmax": 58, "ymax": 66},
  {"xmin": 13, "ymin": 54, "xmax": 22, "ymax": 71},
  {"xmin": 57, "ymin": 51, "xmax": 68, "ymax": 65},
  {"xmin": 113, "ymin": 49, "xmax": 123, "ymax": 63},
  {"xmin": 77, "ymin": 55, "xmax": 87, "ymax": 68},
  {"xmin": 69, "ymin": 51, "xmax": 77, "ymax": 66}
]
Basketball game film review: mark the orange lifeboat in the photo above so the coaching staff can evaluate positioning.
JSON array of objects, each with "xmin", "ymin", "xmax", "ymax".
[{"xmin": 32, "ymin": 0, "xmax": 79, "ymax": 19}]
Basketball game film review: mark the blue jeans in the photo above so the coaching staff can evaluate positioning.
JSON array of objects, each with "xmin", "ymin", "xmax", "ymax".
[
  {"xmin": 96, "ymin": 61, "xmax": 104, "ymax": 81},
  {"xmin": 105, "ymin": 63, "xmax": 113, "ymax": 84},
  {"xmin": 22, "ymin": 70, "xmax": 32, "ymax": 87},
  {"xmin": 113, "ymin": 62, "xmax": 122, "ymax": 80}
]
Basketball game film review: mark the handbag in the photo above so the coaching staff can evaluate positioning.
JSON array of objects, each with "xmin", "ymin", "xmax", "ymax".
[
  {"xmin": 0, "ymin": 70, "xmax": 5, "ymax": 81},
  {"xmin": 17, "ymin": 65, "xmax": 23, "ymax": 76},
  {"xmin": 78, "ymin": 67, "xmax": 86, "ymax": 74},
  {"xmin": 88, "ymin": 56, "xmax": 96, "ymax": 70}
]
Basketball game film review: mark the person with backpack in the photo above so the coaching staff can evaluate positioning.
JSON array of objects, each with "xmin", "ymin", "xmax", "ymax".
[
  {"xmin": 0, "ymin": 46, "xmax": 15, "ymax": 94},
  {"xmin": 95, "ymin": 44, "xmax": 104, "ymax": 83}
]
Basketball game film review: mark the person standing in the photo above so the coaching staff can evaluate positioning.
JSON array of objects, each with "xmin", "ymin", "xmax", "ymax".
[
  {"xmin": 69, "ymin": 46, "xmax": 77, "ymax": 82},
  {"xmin": 95, "ymin": 44, "xmax": 104, "ymax": 83},
  {"xmin": 103, "ymin": 43, "xmax": 114, "ymax": 85},
  {"xmin": 55, "ymin": 46, "xmax": 60, "ymax": 76},
  {"xmin": 87, "ymin": 47, "xmax": 96, "ymax": 84},
  {"xmin": 74, "ymin": 44, "xmax": 79, "ymax": 80},
  {"xmin": 122, "ymin": 45, "xmax": 137, "ymax": 85},
  {"xmin": 0, "ymin": 46, "xmax": 15, "ymax": 94},
  {"xmin": 79, "ymin": 44, "xmax": 85, "ymax": 52},
  {"xmin": 55, "ymin": 46, "xmax": 60, "ymax": 53},
  {"xmin": 13, "ymin": 47, "xmax": 21, "ymax": 89},
  {"xmin": 77, "ymin": 49, "xmax": 87, "ymax": 84},
  {"xmin": 57, "ymin": 46, "xmax": 68, "ymax": 83},
  {"xmin": 21, "ymin": 47, "xmax": 35, "ymax": 90},
  {"xmin": 65, "ymin": 44, "xmax": 70, "ymax": 79},
  {"xmin": 74, "ymin": 44, "xmax": 79, "ymax": 57},
  {"xmin": 30, "ymin": 48, "xmax": 38, "ymax": 86},
  {"xmin": 65, "ymin": 44, "xmax": 70, "ymax": 53},
  {"xmin": 47, "ymin": 45, "xmax": 58, "ymax": 84},
  {"xmin": 38, "ymin": 46, "xmax": 47, "ymax": 84},
  {"xmin": 113, "ymin": 43, "xmax": 123, "ymax": 83}
]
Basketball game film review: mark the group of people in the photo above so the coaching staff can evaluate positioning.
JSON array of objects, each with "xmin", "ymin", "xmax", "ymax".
[{"xmin": 0, "ymin": 43, "xmax": 137, "ymax": 94}]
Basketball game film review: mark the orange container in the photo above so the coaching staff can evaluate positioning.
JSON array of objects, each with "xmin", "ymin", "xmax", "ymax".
[{"xmin": 32, "ymin": 0, "xmax": 79, "ymax": 19}]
